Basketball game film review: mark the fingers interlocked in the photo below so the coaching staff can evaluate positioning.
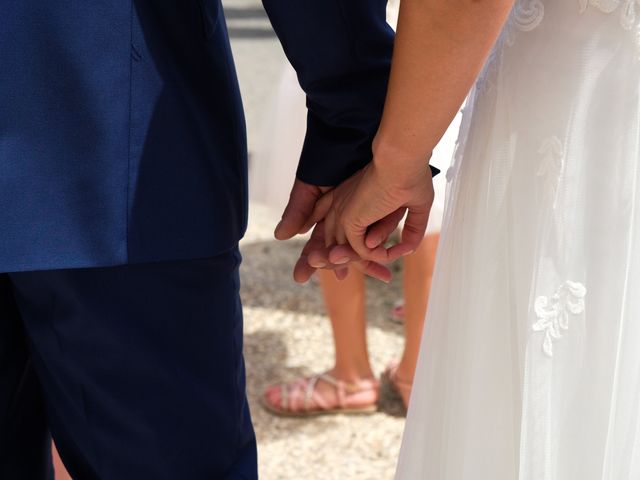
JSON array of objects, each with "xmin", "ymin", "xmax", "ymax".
[{"xmin": 276, "ymin": 161, "xmax": 435, "ymax": 283}]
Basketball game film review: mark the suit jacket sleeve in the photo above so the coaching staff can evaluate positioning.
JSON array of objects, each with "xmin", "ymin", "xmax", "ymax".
[{"xmin": 262, "ymin": 0, "xmax": 395, "ymax": 186}]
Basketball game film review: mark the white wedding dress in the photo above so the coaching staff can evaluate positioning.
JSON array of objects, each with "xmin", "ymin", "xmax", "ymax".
[{"xmin": 396, "ymin": 1, "xmax": 640, "ymax": 479}]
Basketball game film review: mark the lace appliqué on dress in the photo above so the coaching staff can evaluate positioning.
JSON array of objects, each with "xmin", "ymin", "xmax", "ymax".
[
  {"xmin": 537, "ymin": 137, "xmax": 564, "ymax": 180},
  {"xmin": 477, "ymin": 0, "xmax": 545, "ymax": 92},
  {"xmin": 512, "ymin": 0, "xmax": 545, "ymax": 32},
  {"xmin": 536, "ymin": 136, "xmax": 564, "ymax": 205},
  {"xmin": 504, "ymin": 0, "xmax": 545, "ymax": 46},
  {"xmin": 580, "ymin": 0, "xmax": 640, "ymax": 29},
  {"xmin": 533, "ymin": 281, "xmax": 587, "ymax": 357}
]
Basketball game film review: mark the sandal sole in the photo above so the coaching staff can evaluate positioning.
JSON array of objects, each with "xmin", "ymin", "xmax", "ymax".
[{"xmin": 259, "ymin": 396, "xmax": 378, "ymax": 418}]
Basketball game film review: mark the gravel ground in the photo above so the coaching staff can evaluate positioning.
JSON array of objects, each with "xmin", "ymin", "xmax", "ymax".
[
  {"xmin": 224, "ymin": 1, "xmax": 410, "ymax": 476},
  {"xmin": 241, "ymin": 205, "xmax": 408, "ymax": 480}
]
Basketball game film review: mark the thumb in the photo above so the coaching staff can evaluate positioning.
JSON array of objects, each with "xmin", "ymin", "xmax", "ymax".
[{"xmin": 275, "ymin": 179, "xmax": 322, "ymax": 240}]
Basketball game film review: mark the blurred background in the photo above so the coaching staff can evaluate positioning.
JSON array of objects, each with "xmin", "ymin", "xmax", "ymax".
[{"xmin": 228, "ymin": 0, "xmax": 411, "ymax": 478}]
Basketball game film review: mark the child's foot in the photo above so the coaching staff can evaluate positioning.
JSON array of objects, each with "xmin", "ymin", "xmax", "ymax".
[{"xmin": 382, "ymin": 362, "xmax": 413, "ymax": 411}]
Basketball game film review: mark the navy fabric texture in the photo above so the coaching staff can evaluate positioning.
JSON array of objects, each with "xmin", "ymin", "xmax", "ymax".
[
  {"xmin": 1, "ymin": 249, "xmax": 257, "ymax": 479},
  {"xmin": 0, "ymin": 275, "xmax": 54, "ymax": 480},
  {"xmin": 0, "ymin": 0, "xmax": 393, "ymax": 273}
]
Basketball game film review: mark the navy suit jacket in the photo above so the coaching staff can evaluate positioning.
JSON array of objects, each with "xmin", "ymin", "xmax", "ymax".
[{"xmin": 0, "ymin": 0, "xmax": 394, "ymax": 273}]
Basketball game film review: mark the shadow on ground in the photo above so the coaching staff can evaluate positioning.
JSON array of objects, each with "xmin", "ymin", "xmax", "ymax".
[{"xmin": 240, "ymin": 238, "xmax": 406, "ymax": 334}]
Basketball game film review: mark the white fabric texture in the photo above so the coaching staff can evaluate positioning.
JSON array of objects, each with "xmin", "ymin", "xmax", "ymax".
[
  {"xmin": 396, "ymin": 1, "xmax": 640, "ymax": 479},
  {"xmin": 248, "ymin": 64, "xmax": 305, "ymax": 215}
]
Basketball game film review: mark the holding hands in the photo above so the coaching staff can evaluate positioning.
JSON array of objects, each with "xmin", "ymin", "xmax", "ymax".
[
  {"xmin": 275, "ymin": 138, "xmax": 435, "ymax": 283},
  {"xmin": 273, "ymin": 0, "xmax": 513, "ymax": 283}
]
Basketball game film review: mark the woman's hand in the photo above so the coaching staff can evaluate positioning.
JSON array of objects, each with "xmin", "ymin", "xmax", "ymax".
[
  {"xmin": 274, "ymin": 177, "xmax": 395, "ymax": 283},
  {"xmin": 307, "ymin": 144, "xmax": 435, "ymax": 268}
]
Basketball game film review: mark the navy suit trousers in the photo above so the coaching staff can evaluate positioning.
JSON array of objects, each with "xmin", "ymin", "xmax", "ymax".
[{"xmin": 0, "ymin": 248, "xmax": 256, "ymax": 479}]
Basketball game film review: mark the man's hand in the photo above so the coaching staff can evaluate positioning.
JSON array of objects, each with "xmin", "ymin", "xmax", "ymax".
[
  {"xmin": 274, "ymin": 179, "xmax": 328, "ymax": 241},
  {"xmin": 293, "ymin": 222, "xmax": 394, "ymax": 283},
  {"xmin": 275, "ymin": 178, "xmax": 394, "ymax": 283}
]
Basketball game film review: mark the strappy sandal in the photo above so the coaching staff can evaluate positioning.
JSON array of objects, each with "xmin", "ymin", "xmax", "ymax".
[
  {"xmin": 381, "ymin": 362, "xmax": 413, "ymax": 414},
  {"xmin": 261, "ymin": 372, "xmax": 380, "ymax": 417}
]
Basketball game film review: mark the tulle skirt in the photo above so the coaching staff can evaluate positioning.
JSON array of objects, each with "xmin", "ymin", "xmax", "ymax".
[{"xmin": 396, "ymin": 2, "xmax": 640, "ymax": 478}]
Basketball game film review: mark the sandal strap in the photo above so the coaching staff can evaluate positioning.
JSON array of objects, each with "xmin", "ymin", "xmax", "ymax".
[
  {"xmin": 318, "ymin": 373, "xmax": 346, "ymax": 408},
  {"xmin": 324, "ymin": 374, "xmax": 379, "ymax": 393},
  {"xmin": 280, "ymin": 383, "xmax": 289, "ymax": 411},
  {"xmin": 273, "ymin": 373, "xmax": 380, "ymax": 413},
  {"xmin": 305, "ymin": 375, "xmax": 324, "ymax": 411},
  {"xmin": 320, "ymin": 373, "xmax": 380, "ymax": 406}
]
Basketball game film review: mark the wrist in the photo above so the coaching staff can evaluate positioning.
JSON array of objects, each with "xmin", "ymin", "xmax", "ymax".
[{"xmin": 372, "ymin": 137, "xmax": 433, "ymax": 185}]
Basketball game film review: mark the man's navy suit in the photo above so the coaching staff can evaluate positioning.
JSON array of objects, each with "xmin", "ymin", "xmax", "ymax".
[{"xmin": 0, "ymin": 0, "xmax": 393, "ymax": 478}]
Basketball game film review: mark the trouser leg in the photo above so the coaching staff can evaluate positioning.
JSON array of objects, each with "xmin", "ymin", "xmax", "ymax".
[
  {"xmin": 9, "ymin": 248, "xmax": 257, "ymax": 479},
  {"xmin": 0, "ymin": 274, "xmax": 53, "ymax": 480}
]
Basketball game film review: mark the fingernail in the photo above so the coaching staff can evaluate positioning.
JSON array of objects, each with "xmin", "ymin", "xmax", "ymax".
[
  {"xmin": 402, "ymin": 250, "xmax": 414, "ymax": 257},
  {"xmin": 334, "ymin": 256, "xmax": 350, "ymax": 265},
  {"xmin": 310, "ymin": 261, "xmax": 327, "ymax": 268}
]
